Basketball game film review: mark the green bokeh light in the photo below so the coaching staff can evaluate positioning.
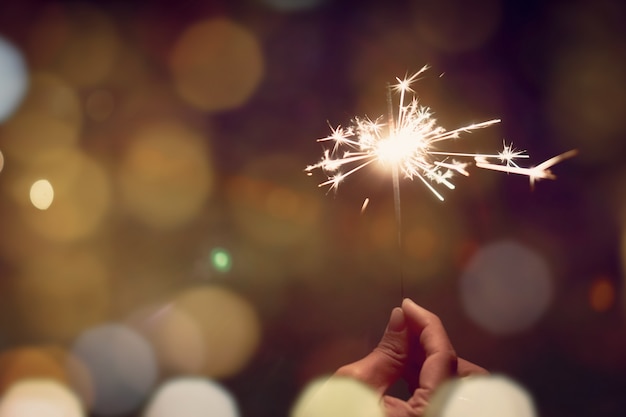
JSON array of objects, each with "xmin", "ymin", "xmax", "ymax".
[{"xmin": 211, "ymin": 248, "xmax": 232, "ymax": 273}]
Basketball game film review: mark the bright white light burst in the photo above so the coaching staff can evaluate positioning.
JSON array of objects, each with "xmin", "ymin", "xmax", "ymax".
[{"xmin": 306, "ymin": 65, "xmax": 576, "ymax": 201}]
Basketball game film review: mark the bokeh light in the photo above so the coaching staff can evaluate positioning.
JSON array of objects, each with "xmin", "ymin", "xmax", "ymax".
[
  {"xmin": 169, "ymin": 18, "xmax": 264, "ymax": 112},
  {"xmin": 0, "ymin": 347, "xmax": 66, "ymax": 394},
  {"xmin": 18, "ymin": 149, "xmax": 112, "ymax": 242},
  {"xmin": 144, "ymin": 378, "xmax": 239, "ymax": 417},
  {"xmin": 427, "ymin": 375, "xmax": 536, "ymax": 417},
  {"xmin": 228, "ymin": 154, "xmax": 321, "ymax": 248},
  {"xmin": 174, "ymin": 286, "xmax": 261, "ymax": 378},
  {"xmin": 0, "ymin": 72, "xmax": 81, "ymax": 163},
  {"xmin": 29, "ymin": 179, "xmax": 54, "ymax": 210},
  {"xmin": 0, "ymin": 346, "xmax": 91, "ymax": 409},
  {"xmin": 44, "ymin": 3, "xmax": 120, "ymax": 87},
  {"xmin": 127, "ymin": 304, "xmax": 206, "ymax": 375},
  {"xmin": 0, "ymin": 36, "xmax": 28, "ymax": 123},
  {"xmin": 589, "ymin": 276, "xmax": 615, "ymax": 313},
  {"xmin": 0, "ymin": 379, "xmax": 84, "ymax": 417},
  {"xmin": 459, "ymin": 240, "xmax": 553, "ymax": 335},
  {"xmin": 71, "ymin": 324, "xmax": 157, "ymax": 416},
  {"xmin": 291, "ymin": 376, "xmax": 384, "ymax": 417},
  {"xmin": 118, "ymin": 121, "xmax": 213, "ymax": 230},
  {"xmin": 12, "ymin": 249, "xmax": 110, "ymax": 343},
  {"xmin": 211, "ymin": 247, "xmax": 232, "ymax": 273}
]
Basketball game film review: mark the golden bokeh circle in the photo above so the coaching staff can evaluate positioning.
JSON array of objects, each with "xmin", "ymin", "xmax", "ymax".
[{"xmin": 169, "ymin": 18, "xmax": 264, "ymax": 112}]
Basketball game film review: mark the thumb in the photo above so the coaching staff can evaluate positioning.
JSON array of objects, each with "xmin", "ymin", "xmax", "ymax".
[{"xmin": 335, "ymin": 307, "xmax": 408, "ymax": 395}]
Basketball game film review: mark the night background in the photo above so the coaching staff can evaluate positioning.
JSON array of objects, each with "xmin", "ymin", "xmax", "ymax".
[{"xmin": 0, "ymin": 0, "xmax": 625, "ymax": 416}]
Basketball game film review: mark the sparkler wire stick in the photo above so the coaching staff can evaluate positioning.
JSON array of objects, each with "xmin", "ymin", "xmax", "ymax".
[{"xmin": 387, "ymin": 82, "xmax": 404, "ymax": 298}]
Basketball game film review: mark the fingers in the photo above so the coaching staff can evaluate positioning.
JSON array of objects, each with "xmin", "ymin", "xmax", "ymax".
[
  {"xmin": 335, "ymin": 307, "xmax": 409, "ymax": 395},
  {"xmin": 401, "ymin": 299, "xmax": 458, "ymax": 414},
  {"xmin": 458, "ymin": 357, "xmax": 489, "ymax": 377}
]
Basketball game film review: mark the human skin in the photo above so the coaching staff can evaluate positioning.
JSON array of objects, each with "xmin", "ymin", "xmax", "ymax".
[{"xmin": 335, "ymin": 298, "xmax": 488, "ymax": 417}]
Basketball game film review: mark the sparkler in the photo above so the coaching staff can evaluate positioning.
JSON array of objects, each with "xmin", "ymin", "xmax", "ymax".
[
  {"xmin": 306, "ymin": 66, "xmax": 577, "ymax": 297},
  {"xmin": 305, "ymin": 65, "xmax": 576, "ymax": 203}
]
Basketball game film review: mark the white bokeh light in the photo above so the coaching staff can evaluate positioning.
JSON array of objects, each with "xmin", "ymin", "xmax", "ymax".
[
  {"xmin": 291, "ymin": 376, "xmax": 384, "ymax": 417},
  {"xmin": 0, "ymin": 379, "xmax": 84, "ymax": 417},
  {"xmin": 0, "ymin": 36, "xmax": 28, "ymax": 122},
  {"xmin": 144, "ymin": 378, "xmax": 239, "ymax": 417},
  {"xmin": 459, "ymin": 240, "xmax": 553, "ymax": 335},
  {"xmin": 30, "ymin": 179, "xmax": 54, "ymax": 210},
  {"xmin": 427, "ymin": 375, "xmax": 537, "ymax": 417}
]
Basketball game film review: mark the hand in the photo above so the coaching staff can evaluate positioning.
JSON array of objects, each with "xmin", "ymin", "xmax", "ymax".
[{"xmin": 335, "ymin": 298, "xmax": 488, "ymax": 417}]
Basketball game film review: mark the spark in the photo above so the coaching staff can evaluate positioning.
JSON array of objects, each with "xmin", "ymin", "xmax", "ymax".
[
  {"xmin": 361, "ymin": 198, "xmax": 370, "ymax": 214},
  {"xmin": 305, "ymin": 65, "xmax": 576, "ymax": 201},
  {"xmin": 475, "ymin": 149, "xmax": 579, "ymax": 190}
]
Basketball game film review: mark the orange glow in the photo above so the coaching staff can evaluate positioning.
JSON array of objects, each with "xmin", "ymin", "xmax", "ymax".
[
  {"xmin": 169, "ymin": 18, "xmax": 264, "ymax": 112},
  {"xmin": 174, "ymin": 286, "xmax": 261, "ymax": 378},
  {"xmin": 0, "ymin": 348, "xmax": 66, "ymax": 395},
  {"xmin": 19, "ymin": 149, "xmax": 112, "ymax": 242},
  {"xmin": 589, "ymin": 276, "xmax": 615, "ymax": 313},
  {"xmin": 118, "ymin": 121, "xmax": 214, "ymax": 230}
]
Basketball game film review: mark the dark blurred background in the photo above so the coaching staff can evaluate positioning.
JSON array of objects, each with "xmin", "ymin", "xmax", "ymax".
[{"xmin": 0, "ymin": 0, "xmax": 625, "ymax": 416}]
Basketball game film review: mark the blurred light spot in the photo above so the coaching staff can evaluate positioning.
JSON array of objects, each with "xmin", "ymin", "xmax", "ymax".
[
  {"xmin": 460, "ymin": 240, "xmax": 553, "ymax": 335},
  {"xmin": 13, "ymin": 250, "xmax": 111, "ymax": 343},
  {"xmin": 30, "ymin": 179, "xmax": 54, "ymax": 210},
  {"xmin": 118, "ymin": 121, "xmax": 213, "ymax": 230},
  {"xmin": 85, "ymin": 89, "xmax": 115, "ymax": 122},
  {"xmin": 227, "ymin": 154, "xmax": 320, "ymax": 248},
  {"xmin": 174, "ymin": 286, "xmax": 261, "ymax": 378},
  {"xmin": 0, "ymin": 346, "xmax": 90, "ymax": 409},
  {"xmin": 412, "ymin": 0, "xmax": 502, "ymax": 53},
  {"xmin": 0, "ymin": 72, "xmax": 81, "ymax": 163},
  {"xmin": 291, "ymin": 376, "xmax": 384, "ymax": 417},
  {"xmin": 169, "ymin": 18, "xmax": 264, "ymax": 112},
  {"xmin": 266, "ymin": 187, "xmax": 300, "ymax": 219},
  {"xmin": 144, "ymin": 378, "xmax": 239, "ymax": 417},
  {"xmin": 211, "ymin": 248, "xmax": 232, "ymax": 273},
  {"xmin": 49, "ymin": 4, "xmax": 120, "ymax": 87},
  {"xmin": 0, "ymin": 379, "xmax": 84, "ymax": 417},
  {"xmin": 0, "ymin": 348, "xmax": 66, "ymax": 394},
  {"xmin": 428, "ymin": 375, "xmax": 536, "ymax": 417},
  {"xmin": 18, "ymin": 149, "xmax": 111, "ymax": 242},
  {"xmin": 0, "ymin": 36, "xmax": 28, "ymax": 123},
  {"xmin": 0, "ymin": 149, "xmax": 4, "ymax": 173},
  {"xmin": 589, "ymin": 276, "xmax": 615, "ymax": 313},
  {"xmin": 405, "ymin": 225, "xmax": 437, "ymax": 261},
  {"xmin": 259, "ymin": 0, "xmax": 326, "ymax": 12},
  {"xmin": 127, "ymin": 304, "xmax": 206, "ymax": 375},
  {"xmin": 71, "ymin": 324, "xmax": 157, "ymax": 416}
]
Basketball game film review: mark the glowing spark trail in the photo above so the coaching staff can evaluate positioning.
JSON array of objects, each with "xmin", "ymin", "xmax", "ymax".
[{"xmin": 305, "ymin": 65, "xmax": 575, "ymax": 201}]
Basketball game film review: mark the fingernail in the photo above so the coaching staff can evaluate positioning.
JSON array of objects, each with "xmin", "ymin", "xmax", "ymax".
[
  {"xmin": 402, "ymin": 298, "xmax": 416, "ymax": 309},
  {"xmin": 388, "ymin": 307, "xmax": 406, "ymax": 332}
]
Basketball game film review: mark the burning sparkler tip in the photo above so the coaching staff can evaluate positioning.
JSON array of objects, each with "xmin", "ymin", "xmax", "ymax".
[{"xmin": 305, "ymin": 67, "xmax": 574, "ymax": 203}]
